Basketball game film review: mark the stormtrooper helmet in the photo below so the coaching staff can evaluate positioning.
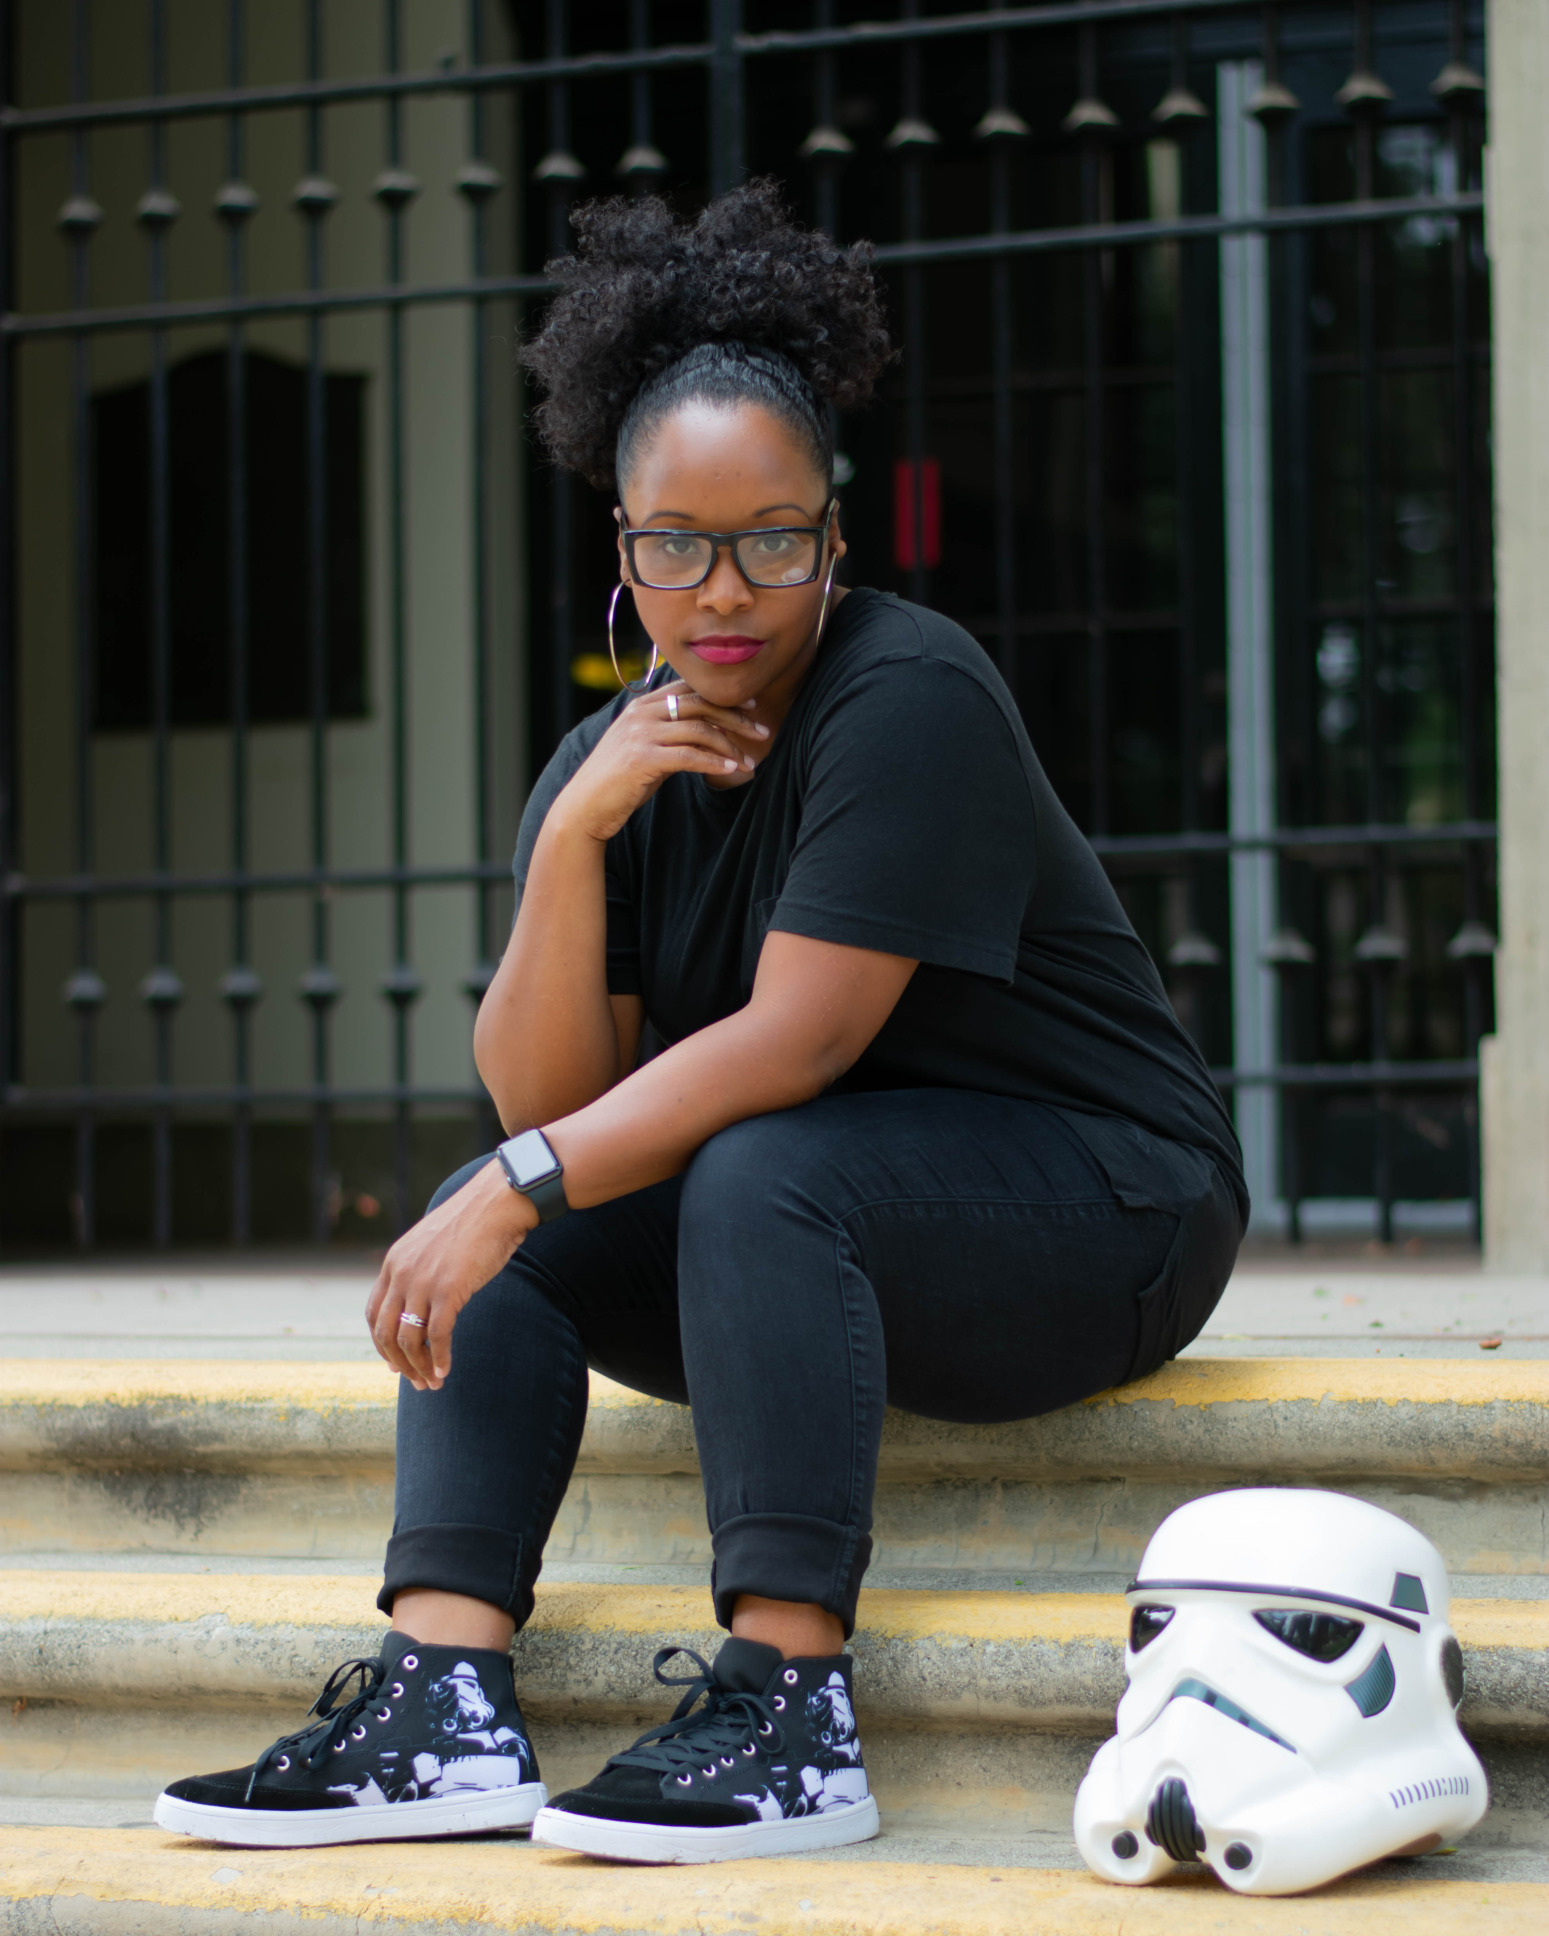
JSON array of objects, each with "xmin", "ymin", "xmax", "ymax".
[{"xmin": 1074, "ymin": 1488, "xmax": 1486, "ymax": 1896}]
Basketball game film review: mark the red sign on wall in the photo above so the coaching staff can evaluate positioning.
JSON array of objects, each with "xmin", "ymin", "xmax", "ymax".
[{"xmin": 893, "ymin": 457, "xmax": 942, "ymax": 570}]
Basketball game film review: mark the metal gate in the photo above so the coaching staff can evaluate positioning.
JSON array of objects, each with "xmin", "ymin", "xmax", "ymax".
[{"xmin": 0, "ymin": 0, "xmax": 1493, "ymax": 1250}]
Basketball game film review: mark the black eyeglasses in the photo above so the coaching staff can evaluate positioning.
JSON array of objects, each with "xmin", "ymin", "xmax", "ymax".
[{"xmin": 622, "ymin": 500, "xmax": 835, "ymax": 590}]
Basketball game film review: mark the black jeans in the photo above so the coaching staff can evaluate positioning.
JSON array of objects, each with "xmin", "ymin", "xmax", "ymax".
[{"xmin": 381, "ymin": 1089, "xmax": 1243, "ymax": 1637}]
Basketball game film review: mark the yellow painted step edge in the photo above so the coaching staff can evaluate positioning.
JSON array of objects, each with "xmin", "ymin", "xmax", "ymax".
[
  {"xmin": 6, "ymin": 1356, "xmax": 1549, "ymax": 1411},
  {"xmin": 0, "ymin": 1827, "xmax": 1544, "ymax": 1935},
  {"xmin": 0, "ymin": 1572, "xmax": 1540, "ymax": 1652}
]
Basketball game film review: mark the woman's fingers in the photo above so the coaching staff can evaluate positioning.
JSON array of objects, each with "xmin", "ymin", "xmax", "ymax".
[
  {"xmin": 651, "ymin": 684, "xmax": 770, "ymax": 741},
  {"xmin": 659, "ymin": 718, "xmax": 757, "ymax": 768},
  {"xmin": 396, "ymin": 1312, "xmax": 437, "ymax": 1388},
  {"xmin": 369, "ymin": 1268, "xmax": 429, "ymax": 1388},
  {"xmin": 425, "ymin": 1300, "xmax": 458, "ymax": 1385}
]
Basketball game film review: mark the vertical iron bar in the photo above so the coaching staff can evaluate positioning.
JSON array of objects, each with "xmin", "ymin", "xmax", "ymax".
[
  {"xmin": 1173, "ymin": 87, "xmax": 1197, "ymax": 845},
  {"xmin": 146, "ymin": 0, "xmax": 175, "ymax": 1247},
  {"xmin": 1262, "ymin": 0, "xmax": 1301, "ymax": 1244},
  {"xmin": 709, "ymin": 0, "xmax": 744, "ymax": 196},
  {"xmin": 303, "ymin": 0, "xmax": 336, "ymax": 1245},
  {"xmin": 0, "ymin": 0, "xmax": 16, "ymax": 1230},
  {"xmin": 812, "ymin": 0, "xmax": 840, "ymax": 238},
  {"xmin": 900, "ymin": 0, "xmax": 929, "ymax": 611},
  {"xmin": 1350, "ymin": 0, "xmax": 1393, "ymax": 1243},
  {"xmin": 1254, "ymin": 0, "xmax": 1308, "ymax": 1239},
  {"xmin": 987, "ymin": 10, "xmax": 1016, "ymax": 683},
  {"xmin": 224, "ymin": 0, "xmax": 253, "ymax": 1243},
  {"xmin": 69, "ymin": 0, "xmax": 98, "ymax": 1247},
  {"xmin": 1446, "ymin": 0, "xmax": 1484, "ymax": 1243},
  {"xmin": 383, "ymin": 0, "xmax": 415, "ymax": 1234},
  {"xmin": 466, "ymin": 0, "xmax": 497, "ymax": 1155},
  {"xmin": 1078, "ymin": 21, "xmax": 1110, "ymax": 837},
  {"xmin": 545, "ymin": 0, "xmax": 574, "ymax": 751},
  {"xmin": 627, "ymin": 0, "xmax": 656, "ymax": 196}
]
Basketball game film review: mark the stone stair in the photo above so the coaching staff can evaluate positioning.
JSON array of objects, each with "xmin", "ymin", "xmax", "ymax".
[{"xmin": 2, "ymin": 1353, "xmax": 1547, "ymax": 1930}]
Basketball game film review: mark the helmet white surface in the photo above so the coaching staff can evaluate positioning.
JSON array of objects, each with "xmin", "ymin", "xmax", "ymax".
[{"xmin": 1073, "ymin": 1488, "xmax": 1486, "ymax": 1896}]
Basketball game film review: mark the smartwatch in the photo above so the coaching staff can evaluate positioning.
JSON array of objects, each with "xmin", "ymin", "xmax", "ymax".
[{"xmin": 495, "ymin": 1127, "xmax": 569, "ymax": 1223}]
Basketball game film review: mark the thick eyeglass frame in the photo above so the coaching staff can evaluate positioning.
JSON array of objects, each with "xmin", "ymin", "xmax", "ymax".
[{"xmin": 621, "ymin": 498, "xmax": 837, "ymax": 591}]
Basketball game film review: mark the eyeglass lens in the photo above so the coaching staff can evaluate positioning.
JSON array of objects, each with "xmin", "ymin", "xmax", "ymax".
[{"xmin": 632, "ymin": 528, "xmax": 820, "ymax": 588}]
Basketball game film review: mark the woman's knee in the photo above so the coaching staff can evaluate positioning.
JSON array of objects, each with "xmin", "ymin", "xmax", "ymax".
[
  {"xmin": 682, "ymin": 1109, "xmax": 834, "ymax": 1218},
  {"xmin": 426, "ymin": 1153, "xmax": 496, "ymax": 1216}
]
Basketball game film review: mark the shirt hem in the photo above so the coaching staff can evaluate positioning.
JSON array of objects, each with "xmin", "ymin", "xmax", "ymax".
[{"xmin": 769, "ymin": 902, "xmax": 1017, "ymax": 983}]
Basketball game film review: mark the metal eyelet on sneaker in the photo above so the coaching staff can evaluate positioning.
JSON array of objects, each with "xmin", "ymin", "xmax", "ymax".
[
  {"xmin": 742, "ymin": 1743, "xmax": 756, "ymax": 1756},
  {"xmin": 391, "ymin": 1682, "xmax": 404, "ymax": 1697},
  {"xmin": 332, "ymin": 1741, "xmax": 345, "ymax": 1753},
  {"xmin": 758, "ymin": 1721, "xmax": 774, "ymax": 1737},
  {"xmin": 677, "ymin": 1774, "xmax": 692, "ymax": 1786},
  {"xmin": 720, "ymin": 1755, "xmax": 734, "ymax": 1768},
  {"xmin": 773, "ymin": 1696, "xmax": 786, "ymax": 1711},
  {"xmin": 376, "ymin": 1707, "xmax": 391, "ymax": 1722},
  {"xmin": 276, "ymin": 1756, "xmax": 291, "ymax": 1770},
  {"xmin": 703, "ymin": 1765, "xmax": 717, "ymax": 1778},
  {"xmin": 402, "ymin": 1654, "xmax": 419, "ymax": 1671},
  {"xmin": 350, "ymin": 1725, "xmax": 367, "ymax": 1741},
  {"xmin": 783, "ymin": 1668, "xmax": 798, "ymax": 1685}
]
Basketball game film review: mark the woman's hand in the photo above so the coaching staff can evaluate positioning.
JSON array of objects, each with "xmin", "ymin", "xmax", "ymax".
[
  {"xmin": 556, "ymin": 678, "xmax": 771, "ymax": 844},
  {"xmin": 365, "ymin": 1159, "xmax": 539, "ymax": 1391}
]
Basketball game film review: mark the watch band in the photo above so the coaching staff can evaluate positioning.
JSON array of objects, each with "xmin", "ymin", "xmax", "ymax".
[{"xmin": 495, "ymin": 1128, "xmax": 569, "ymax": 1224}]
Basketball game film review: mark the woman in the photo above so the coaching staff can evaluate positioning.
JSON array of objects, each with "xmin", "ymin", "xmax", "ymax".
[{"xmin": 156, "ymin": 185, "xmax": 1245, "ymax": 1863}]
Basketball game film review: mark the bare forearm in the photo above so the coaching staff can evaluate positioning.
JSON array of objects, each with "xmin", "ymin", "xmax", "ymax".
[
  {"xmin": 473, "ymin": 813, "xmax": 619, "ymax": 1131},
  {"xmin": 546, "ymin": 1000, "xmax": 829, "ymax": 1205}
]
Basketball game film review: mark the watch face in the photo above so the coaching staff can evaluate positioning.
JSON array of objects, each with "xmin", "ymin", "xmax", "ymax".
[{"xmin": 504, "ymin": 1128, "xmax": 559, "ymax": 1189}]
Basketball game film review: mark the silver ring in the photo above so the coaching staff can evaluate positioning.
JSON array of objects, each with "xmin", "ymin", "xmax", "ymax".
[
  {"xmin": 666, "ymin": 692, "xmax": 679, "ymax": 722},
  {"xmin": 398, "ymin": 1313, "xmax": 427, "ymax": 1329}
]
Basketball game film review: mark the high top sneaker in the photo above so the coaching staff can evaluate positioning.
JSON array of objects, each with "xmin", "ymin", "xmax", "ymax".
[
  {"xmin": 533, "ymin": 1638, "xmax": 879, "ymax": 1863},
  {"xmin": 153, "ymin": 1630, "xmax": 546, "ymax": 1848}
]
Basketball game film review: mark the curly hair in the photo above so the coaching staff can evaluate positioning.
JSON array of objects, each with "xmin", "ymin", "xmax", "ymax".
[{"xmin": 522, "ymin": 181, "xmax": 894, "ymax": 493}]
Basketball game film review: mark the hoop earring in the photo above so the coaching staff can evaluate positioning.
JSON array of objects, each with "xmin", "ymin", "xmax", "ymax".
[
  {"xmin": 813, "ymin": 551, "xmax": 840, "ymax": 650},
  {"xmin": 608, "ymin": 581, "xmax": 661, "ymax": 694}
]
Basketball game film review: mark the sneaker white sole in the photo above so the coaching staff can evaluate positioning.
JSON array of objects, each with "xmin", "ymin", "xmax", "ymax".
[
  {"xmin": 531, "ymin": 1794, "xmax": 880, "ymax": 1864},
  {"xmin": 153, "ymin": 1780, "xmax": 548, "ymax": 1849}
]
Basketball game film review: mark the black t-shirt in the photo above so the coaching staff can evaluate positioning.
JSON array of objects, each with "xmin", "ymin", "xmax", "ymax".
[{"xmin": 514, "ymin": 589, "xmax": 1246, "ymax": 1215}]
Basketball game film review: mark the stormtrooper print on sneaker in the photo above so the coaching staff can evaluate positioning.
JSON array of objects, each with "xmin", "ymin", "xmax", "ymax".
[
  {"xmin": 533, "ymin": 1638, "xmax": 881, "ymax": 1863},
  {"xmin": 154, "ymin": 1629, "xmax": 547, "ymax": 1848}
]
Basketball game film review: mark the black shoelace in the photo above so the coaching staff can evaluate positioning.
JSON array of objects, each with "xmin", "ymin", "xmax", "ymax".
[
  {"xmin": 243, "ymin": 1655, "xmax": 389, "ymax": 1802},
  {"xmin": 602, "ymin": 1648, "xmax": 787, "ymax": 1780}
]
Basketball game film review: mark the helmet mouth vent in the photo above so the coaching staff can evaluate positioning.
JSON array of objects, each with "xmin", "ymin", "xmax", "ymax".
[{"xmin": 1146, "ymin": 1777, "xmax": 1205, "ymax": 1862}]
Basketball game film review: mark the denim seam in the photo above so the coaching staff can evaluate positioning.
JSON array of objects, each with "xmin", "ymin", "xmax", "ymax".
[
  {"xmin": 522, "ymin": 1307, "xmax": 587, "ymax": 1627},
  {"xmin": 827, "ymin": 1218, "xmax": 871, "ymax": 1625},
  {"xmin": 837, "ymin": 1191, "xmax": 1116, "ymax": 1217}
]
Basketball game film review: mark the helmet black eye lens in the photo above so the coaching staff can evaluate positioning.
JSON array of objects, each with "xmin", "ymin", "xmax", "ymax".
[
  {"xmin": 1129, "ymin": 1605, "xmax": 1175, "ymax": 1653},
  {"xmin": 1254, "ymin": 1609, "xmax": 1364, "ymax": 1661}
]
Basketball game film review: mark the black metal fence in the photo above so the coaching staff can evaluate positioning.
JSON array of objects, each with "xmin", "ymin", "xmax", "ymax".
[{"xmin": 0, "ymin": 0, "xmax": 1493, "ymax": 1250}]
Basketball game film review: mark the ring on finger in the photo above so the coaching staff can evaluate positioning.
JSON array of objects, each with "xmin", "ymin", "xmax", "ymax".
[
  {"xmin": 398, "ymin": 1312, "xmax": 427, "ymax": 1330},
  {"xmin": 665, "ymin": 692, "xmax": 679, "ymax": 722}
]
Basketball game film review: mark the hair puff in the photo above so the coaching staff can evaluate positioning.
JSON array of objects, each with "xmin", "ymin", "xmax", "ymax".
[{"xmin": 523, "ymin": 181, "xmax": 894, "ymax": 491}]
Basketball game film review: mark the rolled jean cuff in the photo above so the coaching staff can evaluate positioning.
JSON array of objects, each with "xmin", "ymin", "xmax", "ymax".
[
  {"xmin": 710, "ymin": 1511, "xmax": 873, "ymax": 1639},
  {"xmin": 378, "ymin": 1523, "xmax": 533, "ymax": 1627}
]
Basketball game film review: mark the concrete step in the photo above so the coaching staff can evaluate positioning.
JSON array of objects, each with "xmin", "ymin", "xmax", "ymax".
[
  {"xmin": 6, "ymin": 1358, "xmax": 1549, "ymax": 1583},
  {"xmin": 1, "ymin": 1823, "xmax": 1547, "ymax": 1934},
  {"xmin": 3, "ymin": 1571, "xmax": 1545, "ymax": 1847}
]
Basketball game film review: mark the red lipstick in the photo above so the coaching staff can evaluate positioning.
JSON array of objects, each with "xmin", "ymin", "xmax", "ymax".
[{"xmin": 689, "ymin": 635, "xmax": 764, "ymax": 664}]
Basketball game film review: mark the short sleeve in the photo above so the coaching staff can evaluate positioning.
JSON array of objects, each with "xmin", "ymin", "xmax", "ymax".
[
  {"xmin": 769, "ymin": 659, "xmax": 1035, "ymax": 981},
  {"xmin": 511, "ymin": 717, "xmax": 642, "ymax": 997}
]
